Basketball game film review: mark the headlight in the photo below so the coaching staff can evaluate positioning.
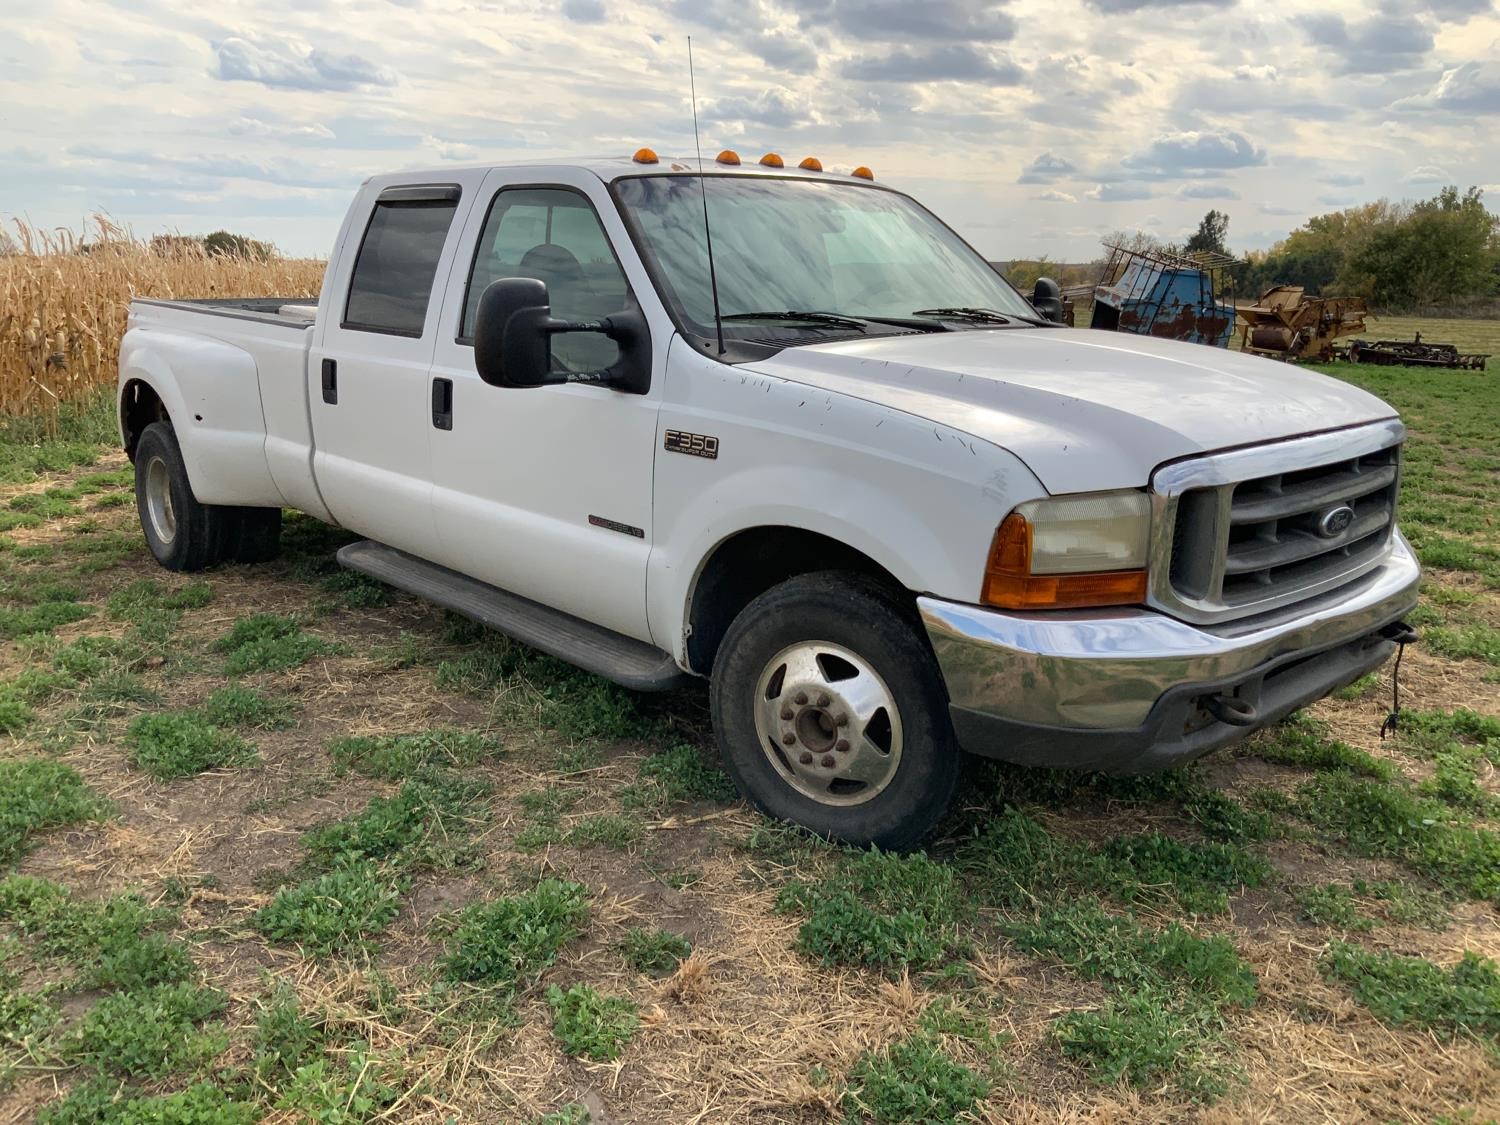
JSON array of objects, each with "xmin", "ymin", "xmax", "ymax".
[{"xmin": 982, "ymin": 490, "xmax": 1150, "ymax": 610}]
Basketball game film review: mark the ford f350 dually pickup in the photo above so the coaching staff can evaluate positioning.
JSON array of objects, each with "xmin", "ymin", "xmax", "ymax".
[{"xmin": 118, "ymin": 149, "xmax": 1419, "ymax": 848}]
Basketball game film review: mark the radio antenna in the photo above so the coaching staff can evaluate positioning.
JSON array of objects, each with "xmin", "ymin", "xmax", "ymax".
[{"xmin": 688, "ymin": 37, "xmax": 726, "ymax": 355}]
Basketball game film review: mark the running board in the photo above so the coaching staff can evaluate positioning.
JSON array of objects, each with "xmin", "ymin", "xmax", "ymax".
[{"xmin": 336, "ymin": 540, "xmax": 690, "ymax": 693}]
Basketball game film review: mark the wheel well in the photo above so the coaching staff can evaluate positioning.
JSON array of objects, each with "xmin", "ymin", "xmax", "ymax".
[
  {"xmin": 121, "ymin": 380, "xmax": 168, "ymax": 459},
  {"xmin": 685, "ymin": 527, "xmax": 908, "ymax": 675}
]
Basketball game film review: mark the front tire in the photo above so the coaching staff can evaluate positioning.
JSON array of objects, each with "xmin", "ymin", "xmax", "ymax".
[
  {"xmin": 134, "ymin": 422, "xmax": 226, "ymax": 572},
  {"xmin": 710, "ymin": 572, "xmax": 960, "ymax": 850}
]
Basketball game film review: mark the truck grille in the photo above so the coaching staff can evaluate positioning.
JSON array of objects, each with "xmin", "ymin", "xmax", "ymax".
[{"xmin": 1149, "ymin": 422, "xmax": 1404, "ymax": 624}]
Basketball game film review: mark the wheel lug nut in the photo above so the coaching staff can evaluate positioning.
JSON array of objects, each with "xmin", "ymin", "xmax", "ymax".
[
  {"xmin": 835, "ymin": 739, "xmax": 850, "ymax": 752},
  {"xmin": 834, "ymin": 713, "xmax": 848, "ymax": 727},
  {"xmin": 781, "ymin": 732, "xmax": 796, "ymax": 746},
  {"xmin": 799, "ymin": 752, "xmax": 814, "ymax": 765},
  {"xmin": 817, "ymin": 693, "xmax": 831, "ymax": 707},
  {"xmin": 794, "ymin": 691, "xmax": 808, "ymax": 705},
  {"xmin": 820, "ymin": 755, "xmax": 835, "ymax": 768},
  {"xmin": 780, "ymin": 706, "xmax": 794, "ymax": 721}
]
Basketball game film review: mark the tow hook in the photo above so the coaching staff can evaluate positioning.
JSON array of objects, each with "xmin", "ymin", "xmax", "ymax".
[
  {"xmin": 1379, "ymin": 620, "xmax": 1419, "ymax": 646},
  {"xmin": 1205, "ymin": 694, "xmax": 1258, "ymax": 727}
]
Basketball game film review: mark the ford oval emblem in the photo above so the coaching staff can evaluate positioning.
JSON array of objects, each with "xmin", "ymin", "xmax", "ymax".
[{"xmin": 1318, "ymin": 505, "xmax": 1356, "ymax": 538}]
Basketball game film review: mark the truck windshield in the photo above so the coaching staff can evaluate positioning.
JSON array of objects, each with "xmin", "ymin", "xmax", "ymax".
[{"xmin": 613, "ymin": 176, "xmax": 1035, "ymax": 338}]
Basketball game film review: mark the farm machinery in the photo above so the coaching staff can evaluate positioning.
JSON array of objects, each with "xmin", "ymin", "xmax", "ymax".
[
  {"xmin": 1236, "ymin": 284, "xmax": 1369, "ymax": 362},
  {"xmin": 1084, "ymin": 243, "xmax": 1238, "ymax": 346},
  {"xmin": 1343, "ymin": 334, "xmax": 1490, "ymax": 371}
]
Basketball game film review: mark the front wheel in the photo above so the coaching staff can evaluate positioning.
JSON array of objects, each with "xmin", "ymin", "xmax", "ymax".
[{"xmin": 710, "ymin": 572, "xmax": 960, "ymax": 850}]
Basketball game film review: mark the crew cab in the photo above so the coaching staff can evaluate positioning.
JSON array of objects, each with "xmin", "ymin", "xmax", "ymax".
[{"xmin": 118, "ymin": 150, "xmax": 1420, "ymax": 847}]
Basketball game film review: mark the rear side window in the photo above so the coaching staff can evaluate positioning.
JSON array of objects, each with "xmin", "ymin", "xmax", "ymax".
[{"xmin": 342, "ymin": 187, "xmax": 460, "ymax": 336}]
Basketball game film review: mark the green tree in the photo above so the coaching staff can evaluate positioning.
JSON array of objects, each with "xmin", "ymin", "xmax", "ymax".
[
  {"xmin": 202, "ymin": 230, "xmax": 275, "ymax": 260},
  {"xmin": 1185, "ymin": 210, "xmax": 1230, "ymax": 255}
]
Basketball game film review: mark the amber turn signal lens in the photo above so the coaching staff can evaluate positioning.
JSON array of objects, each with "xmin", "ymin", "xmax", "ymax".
[
  {"xmin": 716, "ymin": 150, "xmax": 741, "ymax": 165},
  {"xmin": 759, "ymin": 152, "xmax": 785, "ymax": 167},
  {"xmin": 851, "ymin": 166, "xmax": 875, "ymax": 180},
  {"xmin": 982, "ymin": 513, "xmax": 1147, "ymax": 610},
  {"xmin": 798, "ymin": 156, "xmax": 823, "ymax": 171},
  {"xmin": 632, "ymin": 147, "xmax": 659, "ymax": 164}
]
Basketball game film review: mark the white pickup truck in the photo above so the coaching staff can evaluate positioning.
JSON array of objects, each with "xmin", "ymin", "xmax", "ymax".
[{"xmin": 118, "ymin": 150, "xmax": 1419, "ymax": 847}]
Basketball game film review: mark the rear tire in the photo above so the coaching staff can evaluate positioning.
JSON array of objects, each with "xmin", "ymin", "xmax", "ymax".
[
  {"xmin": 134, "ymin": 422, "xmax": 227, "ymax": 572},
  {"xmin": 709, "ymin": 571, "xmax": 960, "ymax": 850}
]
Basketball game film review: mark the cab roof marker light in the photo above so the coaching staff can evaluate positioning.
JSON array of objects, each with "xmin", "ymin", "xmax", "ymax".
[
  {"xmin": 851, "ymin": 166, "xmax": 875, "ymax": 180},
  {"xmin": 798, "ymin": 156, "xmax": 823, "ymax": 171},
  {"xmin": 759, "ymin": 153, "xmax": 785, "ymax": 167},
  {"xmin": 716, "ymin": 150, "xmax": 741, "ymax": 165},
  {"xmin": 632, "ymin": 147, "xmax": 659, "ymax": 164}
]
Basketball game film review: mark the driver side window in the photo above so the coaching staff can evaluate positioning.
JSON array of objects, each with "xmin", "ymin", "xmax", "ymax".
[{"xmin": 462, "ymin": 188, "xmax": 629, "ymax": 372}]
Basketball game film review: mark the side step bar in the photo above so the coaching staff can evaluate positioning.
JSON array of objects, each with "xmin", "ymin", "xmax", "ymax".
[{"xmin": 336, "ymin": 540, "xmax": 691, "ymax": 693}]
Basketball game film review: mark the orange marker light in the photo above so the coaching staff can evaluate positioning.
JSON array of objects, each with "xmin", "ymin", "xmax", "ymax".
[
  {"xmin": 716, "ymin": 150, "xmax": 741, "ymax": 165},
  {"xmin": 632, "ymin": 147, "xmax": 659, "ymax": 164},
  {"xmin": 851, "ymin": 166, "xmax": 875, "ymax": 180},
  {"xmin": 759, "ymin": 152, "xmax": 784, "ymax": 168},
  {"xmin": 798, "ymin": 156, "xmax": 823, "ymax": 171},
  {"xmin": 981, "ymin": 514, "xmax": 1147, "ymax": 610}
]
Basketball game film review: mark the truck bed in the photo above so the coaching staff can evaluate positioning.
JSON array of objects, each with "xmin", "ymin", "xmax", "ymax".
[{"xmin": 132, "ymin": 296, "xmax": 319, "ymax": 328}]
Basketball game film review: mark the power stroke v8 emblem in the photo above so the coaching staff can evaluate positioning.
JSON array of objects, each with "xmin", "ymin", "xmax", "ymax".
[{"xmin": 664, "ymin": 430, "xmax": 720, "ymax": 459}]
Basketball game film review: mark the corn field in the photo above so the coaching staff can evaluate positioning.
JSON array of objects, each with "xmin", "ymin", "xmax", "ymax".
[{"xmin": 0, "ymin": 216, "xmax": 324, "ymax": 419}]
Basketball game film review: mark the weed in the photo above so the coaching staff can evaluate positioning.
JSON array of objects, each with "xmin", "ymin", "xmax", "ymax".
[
  {"xmin": 1181, "ymin": 790, "xmax": 1276, "ymax": 844},
  {"xmin": 318, "ymin": 568, "xmax": 391, "ymax": 608},
  {"xmin": 1420, "ymin": 748, "xmax": 1500, "ymax": 815},
  {"xmin": 38, "ymin": 1080, "xmax": 258, "ymax": 1125},
  {"xmin": 1293, "ymin": 884, "xmax": 1376, "ymax": 931},
  {"xmin": 777, "ymin": 849, "xmax": 967, "ymax": 973},
  {"xmin": 621, "ymin": 927, "xmax": 692, "ymax": 975},
  {"xmin": 1399, "ymin": 708, "xmax": 1500, "ymax": 762},
  {"xmin": 1323, "ymin": 941, "xmax": 1500, "ymax": 1042},
  {"xmin": 547, "ymin": 983, "xmax": 639, "ymax": 1060},
  {"xmin": 565, "ymin": 813, "xmax": 642, "ymax": 849},
  {"xmin": 253, "ymin": 861, "xmax": 406, "ymax": 955},
  {"xmin": 0, "ymin": 696, "xmax": 32, "ymax": 732},
  {"xmin": 637, "ymin": 743, "xmax": 737, "ymax": 803},
  {"xmin": 843, "ymin": 1029, "xmax": 989, "ymax": 1125},
  {"xmin": 253, "ymin": 985, "xmax": 330, "ymax": 1089},
  {"xmin": 1101, "ymin": 832, "xmax": 1273, "ymax": 916},
  {"xmin": 0, "ymin": 758, "xmax": 104, "ymax": 864},
  {"xmin": 213, "ymin": 613, "xmax": 341, "ymax": 675},
  {"xmin": 1425, "ymin": 623, "xmax": 1500, "ymax": 665},
  {"xmin": 1252, "ymin": 717, "xmax": 1394, "ymax": 779},
  {"xmin": 1292, "ymin": 773, "xmax": 1500, "ymax": 901},
  {"xmin": 0, "ymin": 964, "xmax": 58, "ymax": 1055},
  {"xmin": 198, "ymin": 685, "xmax": 296, "ymax": 730},
  {"xmin": 1358, "ymin": 879, "xmax": 1453, "ymax": 930},
  {"xmin": 443, "ymin": 879, "xmax": 589, "ymax": 990},
  {"xmin": 328, "ymin": 728, "xmax": 500, "ymax": 779},
  {"xmin": 275, "ymin": 1043, "xmax": 401, "ymax": 1120},
  {"xmin": 1333, "ymin": 673, "xmax": 1380, "ymax": 701},
  {"xmin": 1003, "ymin": 902, "xmax": 1257, "ymax": 1008},
  {"xmin": 301, "ymin": 773, "xmax": 489, "ymax": 873},
  {"xmin": 106, "ymin": 578, "xmax": 212, "ymax": 624},
  {"xmin": 0, "ymin": 875, "xmax": 195, "ymax": 989},
  {"xmin": 124, "ymin": 711, "xmax": 258, "ymax": 779},
  {"xmin": 0, "ymin": 600, "xmax": 93, "ymax": 639},
  {"xmin": 532, "ymin": 1106, "xmax": 591, "ymax": 1125},
  {"xmin": 1055, "ymin": 985, "xmax": 1236, "ymax": 1098},
  {"xmin": 67, "ymin": 981, "xmax": 228, "ymax": 1079}
]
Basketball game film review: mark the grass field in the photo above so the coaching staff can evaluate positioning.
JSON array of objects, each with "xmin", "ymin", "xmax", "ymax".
[{"xmin": 0, "ymin": 361, "xmax": 1497, "ymax": 1123}]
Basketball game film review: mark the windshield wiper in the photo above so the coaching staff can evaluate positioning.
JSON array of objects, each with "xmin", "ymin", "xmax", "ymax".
[
  {"xmin": 721, "ymin": 310, "xmax": 869, "ymax": 331},
  {"xmin": 911, "ymin": 307, "xmax": 1014, "ymax": 324}
]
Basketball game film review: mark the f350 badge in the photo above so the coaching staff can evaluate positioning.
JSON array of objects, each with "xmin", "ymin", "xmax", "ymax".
[{"xmin": 664, "ymin": 430, "xmax": 720, "ymax": 459}]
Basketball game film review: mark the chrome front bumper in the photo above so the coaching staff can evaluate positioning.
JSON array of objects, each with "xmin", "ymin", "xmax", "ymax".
[{"xmin": 919, "ymin": 533, "xmax": 1421, "ymax": 773}]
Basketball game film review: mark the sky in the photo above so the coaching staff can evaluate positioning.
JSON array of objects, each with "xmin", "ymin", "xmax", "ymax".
[{"xmin": 2, "ymin": 0, "xmax": 1498, "ymax": 261}]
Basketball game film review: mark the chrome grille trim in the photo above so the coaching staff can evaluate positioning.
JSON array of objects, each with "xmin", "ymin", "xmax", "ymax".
[{"xmin": 1148, "ymin": 419, "xmax": 1405, "ymax": 625}]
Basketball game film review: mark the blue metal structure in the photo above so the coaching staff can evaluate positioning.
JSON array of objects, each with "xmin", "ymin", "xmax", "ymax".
[{"xmin": 1089, "ymin": 245, "xmax": 1237, "ymax": 348}]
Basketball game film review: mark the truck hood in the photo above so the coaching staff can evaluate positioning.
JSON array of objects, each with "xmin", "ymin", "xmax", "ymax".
[{"xmin": 743, "ymin": 328, "xmax": 1397, "ymax": 493}]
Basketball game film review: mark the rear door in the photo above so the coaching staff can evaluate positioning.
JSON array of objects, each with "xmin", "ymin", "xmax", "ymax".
[{"xmin": 309, "ymin": 179, "xmax": 479, "ymax": 553}]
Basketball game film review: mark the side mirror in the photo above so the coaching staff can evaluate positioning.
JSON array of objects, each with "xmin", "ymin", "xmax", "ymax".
[
  {"xmin": 1031, "ymin": 277, "xmax": 1067, "ymax": 324},
  {"xmin": 473, "ymin": 277, "xmax": 652, "ymax": 395},
  {"xmin": 474, "ymin": 278, "xmax": 553, "ymax": 388}
]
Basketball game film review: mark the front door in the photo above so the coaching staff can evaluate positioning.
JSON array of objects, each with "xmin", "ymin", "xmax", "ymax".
[
  {"xmin": 426, "ymin": 170, "xmax": 663, "ymax": 642},
  {"xmin": 309, "ymin": 179, "xmax": 476, "ymax": 554}
]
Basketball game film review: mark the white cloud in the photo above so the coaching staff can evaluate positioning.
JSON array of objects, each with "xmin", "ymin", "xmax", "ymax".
[
  {"xmin": 1392, "ymin": 58, "xmax": 1500, "ymax": 113},
  {"xmin": 215, "ymin": 37, "xmax": 397, "ymax": 91},
  {"xmin": 1034, "ymin": 190, "xmax": 1077, "ymax": 203},
  {"xmin": 1087, "ymin": 183, "xmax": 1154, "ymax": 202},
  {"xmin": 1404, "ymin": 164, "xmax": 1451, "ymax": 182}
]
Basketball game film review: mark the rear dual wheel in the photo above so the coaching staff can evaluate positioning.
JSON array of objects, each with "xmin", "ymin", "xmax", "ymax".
[
  {"xmin": 135, "ymin": 422, "xmax": 282, "ymax": 571},
  {"xmin": 710, "ymin": 572, "xmax": 960, "ymax": 850}
]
